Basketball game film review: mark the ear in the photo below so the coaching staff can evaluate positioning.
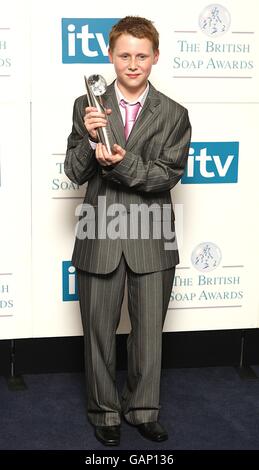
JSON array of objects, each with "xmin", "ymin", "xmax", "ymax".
[
  {"xmin": 108, "ymin": 48, "xmax": 113, "ymax": 64},
  {"xmin": 153, "ymin": 49, "xmax": 159, "ymax": 65}
]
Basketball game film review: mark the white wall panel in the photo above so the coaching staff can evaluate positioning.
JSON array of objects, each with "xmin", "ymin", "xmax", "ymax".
[{"xmin": 1, "ymin": 0, "xmax": 258, "ymax": 338}]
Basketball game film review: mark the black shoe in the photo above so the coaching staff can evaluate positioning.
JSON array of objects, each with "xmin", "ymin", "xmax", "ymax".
[
  {"xmin": 94, "ymin": 425, "xmax": 121, "ymax": 446},
  {"xmin": 137, "ymin": 422, "xmax": 168, "ymax": 442}
]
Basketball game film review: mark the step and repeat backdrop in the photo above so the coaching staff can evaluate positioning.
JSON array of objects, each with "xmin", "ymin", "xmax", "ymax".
[{"xmin": 0, "ymin": 0, "xmax": 259, "ymax": 339}]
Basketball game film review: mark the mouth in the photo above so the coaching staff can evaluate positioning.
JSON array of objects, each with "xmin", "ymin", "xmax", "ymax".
[{"xmin": 126, "ymin": 74, "xmax": 141, "ymax": 79}]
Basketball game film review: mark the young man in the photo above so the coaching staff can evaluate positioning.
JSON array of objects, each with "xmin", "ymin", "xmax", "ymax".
[{"xmin": 64, "ymin": 16, "xmax": 191, "ymax": 446}]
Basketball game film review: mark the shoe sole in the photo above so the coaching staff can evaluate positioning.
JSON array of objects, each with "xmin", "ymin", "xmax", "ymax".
[
  {"xmin": 138, "ymin": 432, "xmax": 168, "ymax": 442},
  {"xmin": 95, "ymin": 434, "xmax": 120, "ymax": 446},
  {"xmin": 96, "ymin": 439, "xmax": 120, "ymax": 446}
]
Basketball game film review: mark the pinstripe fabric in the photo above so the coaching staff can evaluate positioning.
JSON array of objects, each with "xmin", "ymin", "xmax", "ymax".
[
  {"xmin": 77, "ymin": 255, "xmax": 175, "ymax": 426},
  {"xmin": 64, "ymin": 81, "xmax": 191, "ymax": 274},
  {"xmin": 65, "ymin": 81, "xmax": 189, "ymax": 427}
]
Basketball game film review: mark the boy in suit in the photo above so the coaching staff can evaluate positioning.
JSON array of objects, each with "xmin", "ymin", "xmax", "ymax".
[{"xmin": 64, "ymin": 16, "xmax": 191, "ymax": 446}]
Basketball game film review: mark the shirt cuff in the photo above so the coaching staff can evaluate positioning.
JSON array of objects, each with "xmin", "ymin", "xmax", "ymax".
[{"xmin": 89, "ymin": 138, "xmax": 98, "ymax": 150}]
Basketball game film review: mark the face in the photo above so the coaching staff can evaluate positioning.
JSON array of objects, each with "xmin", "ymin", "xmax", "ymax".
[{"xmin": 108, "ymin": 34, "xmax": 159, "ymax": 98}]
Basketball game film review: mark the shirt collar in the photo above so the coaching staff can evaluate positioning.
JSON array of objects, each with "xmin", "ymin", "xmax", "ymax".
[{"xmin": 114, "ymin": 80, "xmax": 149, "ymax": 107}]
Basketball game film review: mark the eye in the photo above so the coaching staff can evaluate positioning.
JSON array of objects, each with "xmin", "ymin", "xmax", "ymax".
[{"xmin": 138, "ymin": 55, "xmax": 147, "ymax": 61}]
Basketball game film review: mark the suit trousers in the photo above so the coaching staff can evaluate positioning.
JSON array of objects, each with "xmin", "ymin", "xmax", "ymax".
[{"xmin": 77, "ymin": 254, "xmax": 175, "ymax": 426}]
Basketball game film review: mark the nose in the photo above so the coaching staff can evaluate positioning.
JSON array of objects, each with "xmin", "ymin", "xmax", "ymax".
[{"xmin": 128, "ymin": 57, "xmax": 138, "ymax": 71}]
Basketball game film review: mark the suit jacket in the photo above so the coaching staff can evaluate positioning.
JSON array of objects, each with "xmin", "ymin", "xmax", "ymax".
[{"xmin": 64, "ymin": 81, "xmax": 191, "ymax": 274}]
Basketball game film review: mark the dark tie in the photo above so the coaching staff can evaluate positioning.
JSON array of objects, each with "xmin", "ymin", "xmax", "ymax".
[{"xmin": 120, "ymin": 99, "xmax": 141, "ymax": 140}]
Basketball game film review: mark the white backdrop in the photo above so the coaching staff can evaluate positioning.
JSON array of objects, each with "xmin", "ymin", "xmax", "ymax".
[{"xmin": 0, "ymin": 0, "xmax": 259, "ymax": 339}]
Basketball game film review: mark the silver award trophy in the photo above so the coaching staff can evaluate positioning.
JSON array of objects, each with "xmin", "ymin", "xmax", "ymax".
[{"xmin": 84, "ymin": 74, "xmax": 112, "ymax": 154}]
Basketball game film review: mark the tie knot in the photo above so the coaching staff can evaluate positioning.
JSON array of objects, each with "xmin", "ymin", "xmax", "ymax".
[{"xmin": 120, "ymin": 99, "xmax": 141, "ymax": 120}]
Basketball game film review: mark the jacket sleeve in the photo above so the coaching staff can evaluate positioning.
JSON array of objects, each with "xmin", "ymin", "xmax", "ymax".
[
  {"xmin": 64, "ymin": 96, "xmax": 98, "ymax": 185},
  {"xmin": 101, "ymin": 108, "xmax": 191, "ymax": 193}
]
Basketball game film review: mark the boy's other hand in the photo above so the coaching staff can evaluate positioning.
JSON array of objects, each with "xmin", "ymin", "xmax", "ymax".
[{"xmin": 96, "ymin": 143, "xmax": 126, "ymax": 167}]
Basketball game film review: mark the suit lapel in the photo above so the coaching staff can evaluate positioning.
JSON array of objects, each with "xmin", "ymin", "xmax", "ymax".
[
  {"xmin": 126, "ymin": 84, "xmax": 161, "ymax": 150},
  {"xmin": 102, "ymin": 81, "xmax": 161, "ymax": 150}
]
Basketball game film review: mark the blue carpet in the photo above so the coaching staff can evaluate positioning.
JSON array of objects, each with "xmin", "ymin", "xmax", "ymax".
[{"xmin": 0, "ymin": 367, "xmax": 259, "ymax": 450}]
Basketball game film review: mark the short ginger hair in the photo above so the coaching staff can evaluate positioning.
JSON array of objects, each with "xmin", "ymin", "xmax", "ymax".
[{"xmin": 109, "ymin": 16, "xmax": 159, "ymax": 51}]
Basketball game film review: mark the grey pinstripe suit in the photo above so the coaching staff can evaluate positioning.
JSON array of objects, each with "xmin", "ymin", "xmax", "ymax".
[{"xmin": 64, "ymin": 81, "xmax": 191, "ymax": 426}]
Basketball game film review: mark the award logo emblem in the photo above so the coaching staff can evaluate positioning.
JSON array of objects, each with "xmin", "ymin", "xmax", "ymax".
[
  {"xmin": 199, "ymin": 4, "xmax": 231, "ymax": 37},
  {"xmin": 191, "ymin": 242, "xmax": 222, "ymax": 272}
]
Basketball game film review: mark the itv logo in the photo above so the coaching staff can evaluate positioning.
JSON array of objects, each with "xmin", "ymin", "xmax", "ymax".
[
  {"xmin": 62, "ymin": 18, "xmax": 119, "ymax": 63},
  {"xmin": 181, "ymin": 142, "xmax": 239, "ymax": 184},
  {"xmin": 62, "ymin": 261, "xmax": 78, "ymax": 301}
]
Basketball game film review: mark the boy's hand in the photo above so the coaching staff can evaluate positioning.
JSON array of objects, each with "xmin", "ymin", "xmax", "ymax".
[
  {"xmin": 84, "ymin": 106, "xmax": 112, "ymax": 141},
  {"xmin": 96, "ymin": 143, "xmax": 126, "ymax": 167}
]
